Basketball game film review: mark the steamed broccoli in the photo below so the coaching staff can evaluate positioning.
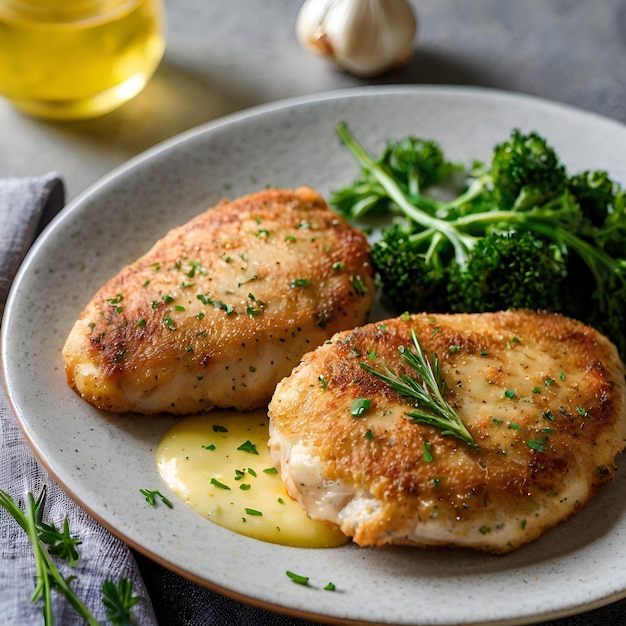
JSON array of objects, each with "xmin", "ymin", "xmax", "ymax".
[{"xmin": 331, "ymin": 123, "xmax": 626, "ymax": 360}]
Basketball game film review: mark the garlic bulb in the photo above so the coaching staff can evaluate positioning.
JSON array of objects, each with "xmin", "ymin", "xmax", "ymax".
[{"xmin": 296, "ymin": 0, "xmax": 417, "ymax": 78}]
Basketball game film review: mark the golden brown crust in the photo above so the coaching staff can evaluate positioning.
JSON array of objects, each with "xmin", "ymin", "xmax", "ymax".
[
  {"xmin": 63, "ymin": 187, "xmax": 376, "ymax": 414},
  {"xmin": 268, "ymin": 310, "xmax": 626, "ymax": 553}
]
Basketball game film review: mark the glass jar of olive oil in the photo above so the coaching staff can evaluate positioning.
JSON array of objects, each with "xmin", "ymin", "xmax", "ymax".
[{"xmin": 0, "ymin": 0, "xmax": 165, "ymax": 120}]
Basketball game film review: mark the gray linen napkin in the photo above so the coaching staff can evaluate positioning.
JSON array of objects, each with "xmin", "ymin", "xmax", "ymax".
[
  {"xmin": 0, "ymin": 174, "xmax": 158, "ymax": 625},
  {"xmin": 0, "ymin": 174, "xmax": 63, "ymax": 316}
]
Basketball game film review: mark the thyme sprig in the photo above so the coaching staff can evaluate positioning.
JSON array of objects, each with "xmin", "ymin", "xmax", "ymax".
[
  {"xmin": 360, "ymin": 330, "xmax": 478, "ymax": 448},
  {"xmin": 0, "ymin": 486, "xmax": 140, "ymax": 625}
]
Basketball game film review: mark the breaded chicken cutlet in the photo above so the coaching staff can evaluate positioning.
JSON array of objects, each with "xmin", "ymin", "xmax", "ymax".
[
  {"xmin": 63, "ymin": 187, "xmax": 376, "ymax": 414},
  {"xmin": 268, "ymin": 310, "xmax": 626, "ymax": 554}
]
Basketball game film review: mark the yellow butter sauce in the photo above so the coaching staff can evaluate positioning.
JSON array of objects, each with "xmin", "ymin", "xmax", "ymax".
[
  {"xmin": 157, "ymin": 410, "xmax": 348, "ymax": 548},
  {"xmin": 0, "ymin": 0, "xmax": 165, "ymax": 119}
]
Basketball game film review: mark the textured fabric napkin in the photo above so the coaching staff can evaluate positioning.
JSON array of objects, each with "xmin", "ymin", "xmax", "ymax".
[{"xmin": 0, "ymin": 174, "xmax": 158, "ymax": 625}]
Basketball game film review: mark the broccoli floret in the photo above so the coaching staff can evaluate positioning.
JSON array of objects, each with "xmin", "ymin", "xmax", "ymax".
[
  {"xmin": 380, "ymin": 136, "xmax": 460, "ymax": 200},
  {"xmin": 490, "ymin": 129, "xmax": 567, "ymax": 210},
  {"xmin": 371, "ymin": 224, "xmax": 449, "ymax": 312},
  {"xmin": 447, "ymin": 231, "xmax": 567, "ymax": 313},
  {"xmin": 568, "ymin": 170, "xmax": 615, "ymax": 228},
  {"xmin": 333, "ymin": 123, "xmax": 626, "ymax": 361}
]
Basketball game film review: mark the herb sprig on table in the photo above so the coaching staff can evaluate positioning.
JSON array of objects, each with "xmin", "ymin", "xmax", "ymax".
[{"xmin": 0, "ymin": 486, "xmax": 140, "ymax": 625}]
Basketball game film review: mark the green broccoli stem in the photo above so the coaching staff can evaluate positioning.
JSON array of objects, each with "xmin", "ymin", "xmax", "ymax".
[
  {"xmin": 436, "ymin": 175, "xmax": 492, "ymax": 214},
  {"xmin": 456, "ymin": 209, "xmax": 623, "ymax": 305},
  {"xmin": 336, "ymin": 123, "xmax": 475, "ymax": 265}
]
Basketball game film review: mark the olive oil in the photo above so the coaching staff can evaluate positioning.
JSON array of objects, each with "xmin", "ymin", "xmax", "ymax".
[{"xmin": 0, "ymin": 0, "xmax": 165, "ymax": 119}]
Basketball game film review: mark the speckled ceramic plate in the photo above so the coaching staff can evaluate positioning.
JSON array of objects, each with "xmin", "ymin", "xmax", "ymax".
[{"xmin": 4, "ymin": 86, "xmax": 626, "ymax": 626}]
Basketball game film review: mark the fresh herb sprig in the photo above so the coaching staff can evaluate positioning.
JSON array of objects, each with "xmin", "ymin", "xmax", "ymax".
[
  {"xmin": 360, "ymin": 330, "xmax": 478, "ymax": 448},
  {"xmin": 102, "ymin": 579, "xmax": 141, "ymax": 625},
  {"xmin": 0, "ymin": 486, "xmax": 140, "ymax": 625}
]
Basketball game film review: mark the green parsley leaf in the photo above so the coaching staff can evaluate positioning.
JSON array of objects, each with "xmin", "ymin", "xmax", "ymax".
[
  {"xmin": 139, "ymin": 489, "xmax": 173, "ymax": 508},
  {"xmin": 350, "ymin": 398, "xmax": 371, "ymax": 417},
  {"xmin": 210, "ymin": 478, "xmax": 230, "ymax": 490},
  {"xmin": 237, "ymin": 440, "xmax": 259, "ymax": 455},
  {"xmin": 286, "ymin": 570, "xmax": 310, "ymax": 585}
]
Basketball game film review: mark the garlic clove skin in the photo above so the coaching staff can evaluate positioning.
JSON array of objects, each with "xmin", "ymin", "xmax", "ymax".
[{"xmin": 296, "ymin": 0, "xmax": 417, "ymax": 78}]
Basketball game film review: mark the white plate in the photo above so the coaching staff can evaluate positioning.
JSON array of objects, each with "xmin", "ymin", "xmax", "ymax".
[{"xmin": 4, "ymin": 86, "xmax": 626, "ymax": 626}]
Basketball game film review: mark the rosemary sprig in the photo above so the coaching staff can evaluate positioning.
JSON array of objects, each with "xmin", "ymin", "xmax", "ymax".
[
  {"xmin": 0, "ymin": 486, "xmax": 140, "ymax": 625},
  {"xmin": 360, "ymin": 329, "xmax": 478, "ymax": 448}
]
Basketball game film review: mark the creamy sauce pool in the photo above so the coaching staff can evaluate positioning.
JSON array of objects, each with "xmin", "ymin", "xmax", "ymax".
[{"xmin": 157, "ymin": 410, "xmax": 347, "ymax": 548}]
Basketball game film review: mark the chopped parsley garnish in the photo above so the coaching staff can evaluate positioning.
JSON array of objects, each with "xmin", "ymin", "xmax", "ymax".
[
  {"xmin": 210, "ymin": 478, "xmax": 230, "ymax": 490},
  {"xmin": 106, "ymin": 293, "xmax": 124, "ymax": 305},
  {"xmin": 526, "ymin": 439, "xmax": 546, "ymax": 453},
  {"xmin": 139, "ymin": 488, "xmax": 173, "ymax": 508},
  {"xmin": 350, "ymin": 274, "xmax": 368, "ymax": 296},
  {"xmin": 286, "ymin": 571, "xmax": 310, "ymax": 585},
  {"xmin": 350, "ymin": 398, "xmax": 371, "ymax": 417},
  {"xmin": 237, "ymin": 440, "xmax": 259, "ymax": 455},
  {"xmin": 290, "ymin": 277, "xmax": 311, "ymax": 288}
]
